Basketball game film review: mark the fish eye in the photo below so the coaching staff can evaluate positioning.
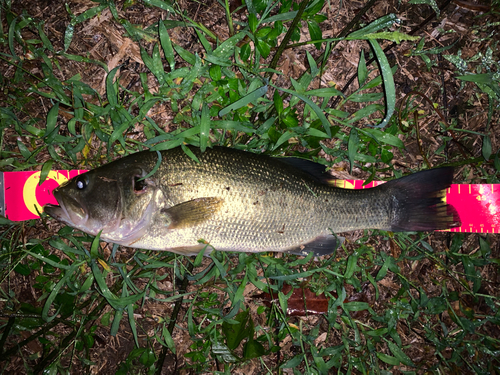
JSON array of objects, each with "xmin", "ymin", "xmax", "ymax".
[
  {"xmin": 75, "ymin": 175, "xmax": 89, "ymax": 190},
  {"xmin": 134, "ymin": 176, "xmax": 147, "ymax": 193}
]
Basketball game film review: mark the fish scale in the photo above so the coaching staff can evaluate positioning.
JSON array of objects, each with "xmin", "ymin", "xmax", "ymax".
[{"xmin": 44, "ymin": 146, "xmax": 460, "ymax": 256}]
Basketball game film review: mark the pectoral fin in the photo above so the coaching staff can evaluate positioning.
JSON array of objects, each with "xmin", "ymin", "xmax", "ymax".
[{"xmin": 163, "ymin": 197, "xmax": 224, "ymax": 229}]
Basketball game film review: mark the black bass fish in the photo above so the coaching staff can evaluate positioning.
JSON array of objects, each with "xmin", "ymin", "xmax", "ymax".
[{"xmin": 44, "ymin": 147, "xmax": 460, "ymax": 256}]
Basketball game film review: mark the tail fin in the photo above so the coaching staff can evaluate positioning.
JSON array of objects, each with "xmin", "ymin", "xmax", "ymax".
[{"xmin": 383, "ymin": 167, "xmax": 460, "ymax": 232}]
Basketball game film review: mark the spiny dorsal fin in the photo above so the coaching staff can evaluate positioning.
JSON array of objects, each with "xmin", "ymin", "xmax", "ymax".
[
  {"xmin": 162, "ymin": 197, "xmax": 224, "ymax": 229},
  {"xmin": 275, "ymin": 157, "xmax": 335, "ymax": 185}
]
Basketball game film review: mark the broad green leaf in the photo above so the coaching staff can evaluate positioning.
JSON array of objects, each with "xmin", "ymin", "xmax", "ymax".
[
  {"xmin": 142, "ymin": 0, "xmax": 175, "ymax": 12},
  {"xmin": 306, "ymin": 128, "xmax": 329, "ymax": 138},
  {"xmin": 181, "ymin": 144, "xmax": 200, "ymax": 163},
  {"xmin": 75, "ymin": 4, "xmax": 108, "ymax": 23},
  {"xmin": 457, "ymin": 73, "xmax": 494, "ymax": 84},
  {"xmin": 125, "ymin": 288, "xmax": 139, "ymax": 347},
  {"xmin": 358, "ymin": 50, "xmax": 367, "ymax": 86},
  {"xmin": 212, "ymin": 341, "xmax": 238, "ymax": 362},
  {"xmin": 364, "ymin": 31, "xmax": 419, "ymax": 43},
  {"xmin": 306, "ymin": 50, "xmax": 319, "ymax": 77},
  {"xmin": 343, "ymin": 301, "xmax": 369, "ymax": 311},
  {"xmin": 174, "ymin": 44, "xmax": 196, "ymax": 65},
  {"xmin": 304, "ymin": 0, "xmax": 325, "ymax": 16},
  {"xmin": 39, "ymin": 160, "xmax": 53, "ymax": 185},
  {"xmin": 281, "ymin": 354, "xmax": 304, "ymax": 368},
  {"xmin": 306, "ymin": 87, "xmax": 344, "ymax": 98},
  {"xmin": 200, "ymin": 103, "xmax": 210, "ymax": 152},
  {"xmin": 256, "ymin": 39, "xmax": 271, "ymax": 58},
  {"xmin": 426, "ymin": 296, "xmax": 447, "ymax": 314},
  {"xmin": 249, "ymin": 13, "xmax": 258, "ymax": 33},
  {"xmin": 105, "ymin": 66, "xmax": 120, "ymax": 108},
  {"xmin": 349, "ymin": 92, "xmax": 384, "ymax": 102},
  {"xmin": 219, "ymin": 85, "xmax": 268, "ymax": 117},
  {"xmin": 14, "ymin": 264, "xmax": 31, "ymax": 276},
  {"xmin": 240, "ymin": 43, "xmax": 251, "ymax": 61},
  {"xmin": 37, "ymin": 22, "xmax": 54, "ymax": 51},
  {"xmin": 209, "ymin": 64, "xmax": 222, "ymax": 81},
  {"xmin": 213, "ymin": 32, "xmax": 247, "ymax": 58},
  {"xmin": 344, "ymin": 251, "xmax": 358, "ymax": 279},
  {"xmin": 462, "ymin": 255, "xmax": 476, "ymax": 283},
  {"xmin": 385, "ymin": 340, "xmax": 415, "ymax": 367},
  {"xmin": 349, "ymin": 14, "xmax": 399, "ymax": 38},
  {"xmin": 222, "ymin": 309, "xmax": 251, "ymax": 350},
  {"xmin": 376, "ymin": 352, "xmax": 400, "ymax": 366},
  {"xmin": 195, "ymin": 27, "xmax": 212, "ymax": 54},
  {"xmin": 211, "ymin": 120, "xmax": 255, "ymax": 133},
  {"xmin": 307, "ymin": 20, "xmax": 322, "ymax": 49},
  {"xmin": 278, "ymin": 291, "xmax": 288, "ymax": 315},
  {"xmin": 482, "ymin": 135, "xmax": 492, "ymax": 160},
  {"xmin": 243, "ymin": 339, "xmax": 266, "ymax": 359},
  {"xmin": 64, "ymin": 23, "xmax": 75, "ymax": 52},
  {"xmin": 162, "ymin": 325, "xmax": 176, "ymax": 354},
  {"xmin": 348, "ymin": 128, "xmax": 359, "ymax": 173},
  {"xmin": 368, "ymin": 39, "xmax": 396, "ymax": 128},
  {"xmin": 272, "ymin": 131, "xmax": 295, "ymax": 150},
  {"xmin": 42, "ymin": 275, "xmax": 66, "ymax": 322},
  {"xmin": 24, "ymin": 250, "xmax": 71, "ymax": 270},
  {"xmin": 359, "ymin": 128, "xmax": 404, "ymax": 148},
  {"xmin": 111, "ymin": 310, "xmax": 123, "ymax": 336},
  {"xmin": 264, "ymin": 11, "xmax": 298, "ymax": 24},
  {"xmin": 273, "ymin": 84, "xmax": 331, "ymax": 137},
  {"xmin": 274, "ymin": 90, "xmax": 283, "ymax": 116},
  {"xmin": 159, "ymin": 21, "xmax": 175, "ymax": 70}
]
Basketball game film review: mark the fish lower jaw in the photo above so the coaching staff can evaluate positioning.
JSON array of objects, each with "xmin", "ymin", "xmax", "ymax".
[
  {"xmin": 97, "ymin": 220, "xmax": 149, "ymax": 247},
  {"xmin": 44, "ymin": 203, "xmax": 77, "ymax": 226}
]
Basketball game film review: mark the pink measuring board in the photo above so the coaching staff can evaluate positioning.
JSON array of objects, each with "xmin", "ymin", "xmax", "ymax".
[
  {"xmin": 333, "ymin": 179, "xmax": 500, "ymax": 234},
  {"xmin": 1, "ymin": 170, "xmax": 88, "ymax": 221},
  {"xmin": 1, "ymin": 170, "xmax": 499, "ymax": 233}
]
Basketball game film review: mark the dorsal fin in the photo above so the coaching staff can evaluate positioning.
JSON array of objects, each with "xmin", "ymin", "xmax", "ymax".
[{"xmin": 274, "ymin": 157, "xmax": 334, "ymax": 185}]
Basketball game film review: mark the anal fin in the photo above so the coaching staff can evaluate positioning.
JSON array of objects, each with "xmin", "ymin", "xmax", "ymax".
[
  {"xmin": 285, "ymin": 235, "xmax": 345, "ymax": 257},
  {"xmin": 168, "ymin": 244, "xmax": 213, "ymax": 256}
]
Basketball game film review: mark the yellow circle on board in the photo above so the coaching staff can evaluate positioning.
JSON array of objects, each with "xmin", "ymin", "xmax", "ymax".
[{"xmin": 23, "ymin": 171, "xmax": 69, "ymax": 216}]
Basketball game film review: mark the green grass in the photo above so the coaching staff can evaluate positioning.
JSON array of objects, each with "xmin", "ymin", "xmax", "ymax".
[{"xmin": 1, "ymin": 0, "xmax": 500, "ymax": 373}]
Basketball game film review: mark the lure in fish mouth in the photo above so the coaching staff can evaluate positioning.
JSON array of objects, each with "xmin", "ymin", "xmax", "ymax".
[{"xmin": 44, "ymin": 146, "xmax": 460, "ymax": 257}]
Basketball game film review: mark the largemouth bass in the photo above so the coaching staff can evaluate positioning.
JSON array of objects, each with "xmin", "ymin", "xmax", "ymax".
[{"xmin": 44, "ymin": 147, "xmax": 460, "ymax": 256}]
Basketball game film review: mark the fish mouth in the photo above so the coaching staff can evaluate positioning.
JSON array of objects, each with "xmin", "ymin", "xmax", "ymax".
[{"xmin": 44, "ymin": 190, "xmax": 89, "ymax": 228}]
